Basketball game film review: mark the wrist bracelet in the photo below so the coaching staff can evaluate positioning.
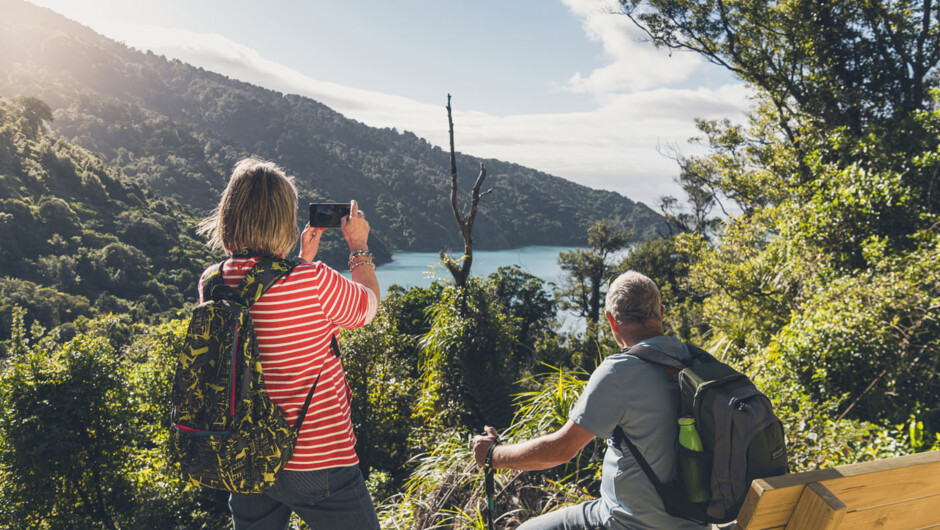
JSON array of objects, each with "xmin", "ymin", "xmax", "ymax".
[
  {"xmin": 349, "ymin": 249, "xmax": 372, "ymax": 260},
  {"xmin": 485, "ymin": 438, "xmax": 501, "ymax": 470},
  {"xmin": 349, "ymin": 260, "xmax": 375, "ymax": 272}
]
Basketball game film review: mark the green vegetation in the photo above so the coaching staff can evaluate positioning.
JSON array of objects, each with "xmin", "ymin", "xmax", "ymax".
[
  {"xmin": 0, "ymin": 0, "xmax": 938, "ymax": 528},
  {"xmin": 557, "ymin": 219, "xmax": 631, "ymax": 347},
  {"xmin": 0, "ymin": 96, "xmax": 218, "ymax": 346},
  {"xmin": 0, "ymin": 311, "xmax": 228, "ymax": 529}
]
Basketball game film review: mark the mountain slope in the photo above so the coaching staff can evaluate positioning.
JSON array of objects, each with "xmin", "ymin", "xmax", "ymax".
[
  {"xmin": 0, "ymin": 96, "xmax": 220, "ymax": 338},
  {"xmin": 0, "ymin": 0, "xmax": 666, "ymax": 257}
]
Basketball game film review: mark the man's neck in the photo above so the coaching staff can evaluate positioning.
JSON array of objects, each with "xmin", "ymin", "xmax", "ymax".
[{"xmin": 616, "ymin": 328, "xmax": 664, "ymax": 350}]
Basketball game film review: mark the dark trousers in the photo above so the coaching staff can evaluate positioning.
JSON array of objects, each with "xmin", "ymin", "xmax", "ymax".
[{"xmin": 229, "ymin": 465, "xmax": 380, "ymax": 530}]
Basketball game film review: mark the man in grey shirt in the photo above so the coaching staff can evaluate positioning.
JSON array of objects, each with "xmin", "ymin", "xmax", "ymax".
[{"xmin": 473, "ymin": 271, "xmax": 705, "ymax": 529}]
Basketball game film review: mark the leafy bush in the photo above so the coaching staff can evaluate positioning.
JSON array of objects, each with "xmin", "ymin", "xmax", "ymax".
[
  {"xmin": 0, "ymin": 312, "xmax": 227, "ymax": 529},
  {"xmin": 417, "ymin": 278, "xmax": 523, "ymax": 430}
]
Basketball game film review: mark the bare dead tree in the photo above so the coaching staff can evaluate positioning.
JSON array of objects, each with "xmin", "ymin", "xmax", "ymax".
[{"xmin": 440, "ymin": 94, "xmax": 492, "ymax": 288}]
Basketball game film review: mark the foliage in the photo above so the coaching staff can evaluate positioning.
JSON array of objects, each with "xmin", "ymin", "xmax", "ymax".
[
  {"xmin": 383, "ymin": 282, "xmax": 446, "ymax": 340},
  {"xmin": 622, "ymin": 0, "xmax": 940, "ymax": 138},
  {"xmin": 417, "ymin": 278, "xmax": 524, "ymax": 429},
  {"xmin": 557, "ymin": 219, "xmax": 631, "ymax": 354},
  {"xmin": 0, "ymin": 318, "xmax": 131, "ymax": 529},
  {"xmin": 770, "ymin": 235, "xmax": 940, "ymax": 428},
  {"xmin": 486, "ymin": 266, "xmax": 558, "ymax": 360},
  {"xmin": 12, "ymin": 95, "xmax": 52, "ymax": 136},
  {"xmin": 379, "ymin": 366, "xmax": 598, "ymax": 529},
  {"xmin": 0, "ymin": 312, "xmax": 227, "ymax": 529},
  {"xmin": 341, "ymin": 300, "xmax": 422, "ymax": 489},
  {"xmin": 0, "ymin": 97, "xmax": 219, "ymax": 342}
]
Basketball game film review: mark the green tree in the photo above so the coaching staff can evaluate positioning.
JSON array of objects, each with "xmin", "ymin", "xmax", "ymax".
[
  {"xmin": 13, "ymin": 96, "xmax": 52, "ymax": 137},
  {"xmin": 557, "ymin": 220, "xmax": 631, "ymax": 337},
  {"xmin": 417, "ymin": 278, "xmax": 522, "ymax": 429},
  {"xmin": 487, "ymin": 265, "xmax": 557, "ymax": 356},
  {"xmin": 0, "ymin": 320, "xmax": 131, "ymax": 529},
  {"xmin": 0, "ymin": 313, "xmax": 228, "ymax": 529},
  {"xmin": 621, "ymin": 0, "xmax": 940, "ymax": 443},
  {"xmin": 622, "ymin": 0, "xmax": 940, "ymax": 134}
]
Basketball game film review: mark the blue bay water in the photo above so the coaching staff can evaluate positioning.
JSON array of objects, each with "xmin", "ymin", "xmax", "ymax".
[
  {"xmin": 344, "ymin": 245, "xmax": 587, "ymax": 332},
  {"xmin": 376, "ymin": 246, "xmax": 579, "ymax": 292}
]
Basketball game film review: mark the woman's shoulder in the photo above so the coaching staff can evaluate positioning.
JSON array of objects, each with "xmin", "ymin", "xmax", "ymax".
[
  {"xmin": 290, "ymin": 259, "xmax": 325, "ymax": 275},
  {"xmin": 283, "ymin": 260, "xmax": 342, "ymax": 284}
]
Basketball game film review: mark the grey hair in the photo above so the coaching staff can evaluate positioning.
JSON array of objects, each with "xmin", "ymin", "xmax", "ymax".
[{"xmin": 605, "ymin": 271, "xmax": 662, "ymax": 325}]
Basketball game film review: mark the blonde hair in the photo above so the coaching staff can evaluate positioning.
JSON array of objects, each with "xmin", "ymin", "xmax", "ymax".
[
  {"xmin": 605, "ymin": 271, "xmax": 662, "ymax": 325},
  {"xmin": 197, "ymin": 157, "xmax": 298, "ymax": 256}
]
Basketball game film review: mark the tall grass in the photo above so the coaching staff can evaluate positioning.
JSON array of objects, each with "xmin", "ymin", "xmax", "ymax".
[{"xmin": 378, "ymin": 364, "xmax": 599, "ymax": 529}]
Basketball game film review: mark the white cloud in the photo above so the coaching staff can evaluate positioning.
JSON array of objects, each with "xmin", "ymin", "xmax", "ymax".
[
  {"xmin": 99, "ymin": 20, "xmax": 752, "ymax": 207},
  {"xmin": 561, "ymin": 0, "xmax": 703, "ymax": 94}
]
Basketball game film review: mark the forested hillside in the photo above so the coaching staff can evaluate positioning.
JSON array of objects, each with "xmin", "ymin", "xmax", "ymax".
[
  {"xmin": 0, "ymin": 0, "xmax": 664, "ymax": 261},
  {"xmin": 0, "ymin": 96, "xmax": 223, "ymax": 344}
]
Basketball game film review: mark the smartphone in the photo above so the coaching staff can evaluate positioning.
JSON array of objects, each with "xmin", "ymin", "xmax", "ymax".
[{"xmin": 309, "ymin": 202, "xmax": 351, "ymax": 228}]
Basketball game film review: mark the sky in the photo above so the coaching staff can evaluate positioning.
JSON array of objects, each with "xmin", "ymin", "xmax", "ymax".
[{"xmin": 28, "ymin": 0, "xmax": 752, "ymax": 207}]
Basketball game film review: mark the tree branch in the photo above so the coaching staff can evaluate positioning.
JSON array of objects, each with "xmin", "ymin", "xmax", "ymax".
[{"xmin": 442, "ymin": 96, "xmax": 489, "ymax": 288}]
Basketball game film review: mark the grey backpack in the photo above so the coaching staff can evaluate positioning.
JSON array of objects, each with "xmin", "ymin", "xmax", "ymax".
[{"xmin": 612, "ymin": 343, "xmax": 788, "ymax": 525}]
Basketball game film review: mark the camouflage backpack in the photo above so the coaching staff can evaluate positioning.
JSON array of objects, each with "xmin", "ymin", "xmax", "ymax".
[{"xmin": 171, "ymin": 256, "xmax": 320, "ymax": 494}]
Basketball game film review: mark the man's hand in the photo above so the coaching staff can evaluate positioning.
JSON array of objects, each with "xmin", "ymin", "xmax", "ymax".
[
  {"xmin": 471, "ymin": 421, "xmax": 595, "ymax": 472},
  {"xmin": 473, "ymin": 425, "xmax": 499, "ymax": 468}
]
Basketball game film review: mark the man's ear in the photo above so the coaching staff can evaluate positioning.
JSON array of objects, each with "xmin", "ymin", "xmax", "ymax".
[{"xmin": 605, "ymin": 311, "xmax": 619, "ymax": 334}]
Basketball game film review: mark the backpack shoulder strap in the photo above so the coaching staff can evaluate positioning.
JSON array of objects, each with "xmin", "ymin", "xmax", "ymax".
[
  {"xmin": 293, "ymin": 369, "xmax": 322, "ymax": 432},
  {"xmin": 234, "ymin": 256, "xmax": 301, "ymax": 308},
  {"xmin": 612, "ymin": 425, "xmax": 712, "ymax": 524},
  {"xmin": 625, "ymin": 343, "xmax": 689, "ymax": 371},
  {"xmin": 612, "ymin": 425, "xmax": 671, "ymax": 496},
  {"xmin": 612, "ymin": 425, "xmax": 688, "ymax": 515},
  {"xmin": 685, "ymin": 343, "xmax": 719, "ymax": 365},
  {"xmin": 201, "ymin": 260, "xmax": 228, "ymax": 301}
]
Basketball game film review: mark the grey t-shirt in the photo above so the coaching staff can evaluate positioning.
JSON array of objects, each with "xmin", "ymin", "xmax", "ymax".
[{"xmin": 569, "ymin": 336, "xmax": 704, "ymax": 530}]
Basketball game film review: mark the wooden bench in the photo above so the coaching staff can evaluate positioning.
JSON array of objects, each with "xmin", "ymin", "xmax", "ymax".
[{"xmin": 733, "ymin": 450, "xmax": 940, "ymax": 529}]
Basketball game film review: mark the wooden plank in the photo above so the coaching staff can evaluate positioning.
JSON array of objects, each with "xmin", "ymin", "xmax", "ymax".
[
  {"xmin": 737, "ymin": 451, "xmax": 940, "ymax": 529},
  {"xmin": 736, "ymin": 480, "xmax": 810, "ymax": 529},
  {"xmin": 842, "ymin": 494, "xmax": 940, "ymax": 529},
  {"xmin": 784, "ymin": 482, "xmax": 846, "ymax": 530}
]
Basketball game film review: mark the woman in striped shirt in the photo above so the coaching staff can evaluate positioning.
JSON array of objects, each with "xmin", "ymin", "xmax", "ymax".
[{"xmin": 197, "ymin": 157, "xmax": 381, "ymax": 530}]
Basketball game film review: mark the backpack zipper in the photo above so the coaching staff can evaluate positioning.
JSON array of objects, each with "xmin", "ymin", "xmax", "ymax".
[{"xmin": 231, "ymin": 321, "xmax": 239, "ymax": 417}]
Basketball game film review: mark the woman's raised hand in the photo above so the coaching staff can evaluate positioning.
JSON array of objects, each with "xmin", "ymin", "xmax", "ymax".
[
  {"xmin": 299, "ymin": 223, "xmax": 323, "ymax": 263},
  {"xmin": 341, "ymin": 199, "xmax": 369, "ymax": 251}
]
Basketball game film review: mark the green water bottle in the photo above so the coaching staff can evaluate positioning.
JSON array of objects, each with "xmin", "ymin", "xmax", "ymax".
[{"xmin": 678, "ymin": 416, "xmax": 710, "ymax": 503}]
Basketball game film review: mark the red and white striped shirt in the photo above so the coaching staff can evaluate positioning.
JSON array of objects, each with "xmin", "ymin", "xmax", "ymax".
[{"xmin": 198, "ymin": 257, "xmax": 377, "ymax": 471}]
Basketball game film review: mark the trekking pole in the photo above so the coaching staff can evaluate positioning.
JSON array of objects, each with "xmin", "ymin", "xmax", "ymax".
[{"xmin": 484, "ymin": 435, "xmax": 501, "ymax": 530}]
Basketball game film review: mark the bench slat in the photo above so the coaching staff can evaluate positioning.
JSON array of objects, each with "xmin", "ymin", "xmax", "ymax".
[
  {"xmin": 737, "ymin": 451, "xmax": 940, "ymax": 529},
  {"xmin": 784, "ymin": 482, "xmax": 845, "ymax": 530},
  {"xmin": 842, "ymin": 493, "xmax": 940, "ymax": 529}
]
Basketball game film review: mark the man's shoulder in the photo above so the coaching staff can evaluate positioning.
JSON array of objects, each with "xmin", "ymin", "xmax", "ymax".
[{"xmin": 591, "ymin": 351, "xmax": 661, "ymax": 381}]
